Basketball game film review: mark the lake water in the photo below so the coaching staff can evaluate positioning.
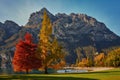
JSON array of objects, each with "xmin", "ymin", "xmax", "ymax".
[{"xmin": 57, "ymin": 69, "xmax": 88, "ymax": 73}]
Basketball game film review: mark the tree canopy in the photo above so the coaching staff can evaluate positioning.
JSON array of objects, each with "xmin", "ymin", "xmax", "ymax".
[
  {"xmin": 12, "ymin": 32, "xmax": 42, "ymax": 73},
  {"xmin": 36, "ymin": 10, "xmax": 65, "ymax": 74}
]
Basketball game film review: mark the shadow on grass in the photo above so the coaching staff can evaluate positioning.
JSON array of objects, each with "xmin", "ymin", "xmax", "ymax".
[
  {"xmin": 71, "ymin": 70, "xmax": 120, "ymax": 75},
  {"xmin": 0, "ymin": 75, "xmax": 98, "ymax": 80},
  {"xmin": 51, "ymin": 70, "xmax": 119, "ymax": 75},
  {"xmin": 87, "ymin": 70, "xmax": 120, "ymax": 74},
  {"xmin": 107, "ymin": 70, "xmax": 120, "ymax": 72},
  {"xmin": 51, "ymin": 71, "xmax": 109, "ymax": 75},
  {"xmin": 84, "ymin": 71, "xmax": 109, "ymax": 74}
]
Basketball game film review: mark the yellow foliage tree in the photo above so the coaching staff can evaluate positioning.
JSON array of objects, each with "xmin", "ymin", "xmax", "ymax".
[
  {"xmin": 105, "ymin": 48, "xmax": 120, "ymax": 67},
  {"xmin": 37, "ymin": 10, "xmax": 65, "ymax": 74},
  {"xmin": 94, "ymin": 53, "xmax": 105, "ymax": 66}
]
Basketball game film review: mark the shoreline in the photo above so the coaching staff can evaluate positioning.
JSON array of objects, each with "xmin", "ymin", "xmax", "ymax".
[{"xmin": 63, "ymin": 67, "xmax": 115, "ymax": 72}]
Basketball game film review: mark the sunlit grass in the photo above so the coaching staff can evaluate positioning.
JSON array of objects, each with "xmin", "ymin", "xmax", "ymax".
[{"xmin": 0, "ymin": 68, "xmax": 120, "ymax": 80}]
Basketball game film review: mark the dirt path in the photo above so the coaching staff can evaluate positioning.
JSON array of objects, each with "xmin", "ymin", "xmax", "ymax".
[{"xmin": 76, "ymin": 67, "xmax": 114, "ymax": 72}]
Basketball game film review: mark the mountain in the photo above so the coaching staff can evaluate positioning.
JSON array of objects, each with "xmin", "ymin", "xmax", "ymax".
[
  {"xmin": 0, "ymin": 8, "xmax": 120, "ymax": 70},
  {"xmin": 26, "ymin": 8, "xmax": 57, "ymax": 28},
  {"xmin": 25, "ymin": 8, "xmax": 120, "ymax": 63}
]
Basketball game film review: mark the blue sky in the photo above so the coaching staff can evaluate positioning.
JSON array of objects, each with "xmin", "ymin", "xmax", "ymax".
[{"xmin": 0, "ymin": 0, "xmax": 120, "ymax": 36}]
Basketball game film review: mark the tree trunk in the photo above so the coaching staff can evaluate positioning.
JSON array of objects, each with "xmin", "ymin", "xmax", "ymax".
[
  {"xmin": 44, "ymin": 66, "xmax": 48, "ymax": 74},
  {"xmin": 26, "ymin": 69, "xmax": 29, "ymax": 74}
]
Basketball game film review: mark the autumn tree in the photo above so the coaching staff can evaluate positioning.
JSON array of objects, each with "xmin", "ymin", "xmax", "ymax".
[
  {"xmin": 105, "ymin": 48, "xmax": 120, "ymax": 67},
  {"xmin": 94, "ymin": 53, "xmax": 105, "ymax": 66},
  {"xmin": 82, "ymin": 46, "xmax": 96, "ymax": 67},
  {"xmin": 78, "ymin": 58, "xmax": 89, "ymax": 67},
  {"xmin": 75, "ymin": 47, "xmax": 83, "ymax": 66},
  {"xmin": 36, "ymin": 10, "xmax": 66, "ymax": 74},
  {"xmin": 49, "ymin": 38, "xmax": 66, "ymax": 69},
  {"xmin": 12, "ymin": 32, "xmax": 41, "ymax": 74}
]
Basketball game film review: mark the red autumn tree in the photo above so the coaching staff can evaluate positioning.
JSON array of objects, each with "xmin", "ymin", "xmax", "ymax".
[{"xmin": 12, "ymin": 32, "xmax": 41, "ymax": 74}]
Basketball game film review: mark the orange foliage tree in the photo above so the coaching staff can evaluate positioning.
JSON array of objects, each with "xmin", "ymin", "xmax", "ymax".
[
  {"xmin": 94, "ymin": 53, "xmax": 105, "ymax": 66},
  {"xmin": 78, "ymin": 58, "xmax": 89, "ymax": 67},
  {"xmin": 12, "ymin": 32, "xmax": 41, "ymax": 74}
]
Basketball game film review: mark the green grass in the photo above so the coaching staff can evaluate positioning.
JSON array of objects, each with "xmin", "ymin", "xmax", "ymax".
[{"xmin": 0, "ymin": 68, "xmax": 120, "ymax": 80}]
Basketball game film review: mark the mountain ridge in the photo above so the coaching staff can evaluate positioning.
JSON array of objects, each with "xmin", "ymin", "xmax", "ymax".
[{"xmin": 0, "ymin": 8, "xmax": 120, "ymax": 69}]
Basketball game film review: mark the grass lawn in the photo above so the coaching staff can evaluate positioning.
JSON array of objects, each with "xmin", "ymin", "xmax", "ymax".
[{"xmin": 0, "ymin": 68, "xmax": 120, "ymax": 80}]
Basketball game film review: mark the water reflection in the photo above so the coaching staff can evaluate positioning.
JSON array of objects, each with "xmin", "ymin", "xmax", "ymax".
[{"xmin": 57, "ymin": 69, "xmax": 88, "ymax": 73}]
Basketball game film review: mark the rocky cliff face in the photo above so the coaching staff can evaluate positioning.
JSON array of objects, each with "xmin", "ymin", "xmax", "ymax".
[
  {"xmin": 0, "ymin": 8, "xmax": 120, "ymax": 69},
  {"xmin": 26, "ymin": 8, "xmax": 119, "ymax": 42},
  {"xmin": 26, "ymin": 8, "xmax": 57, "ymax": 28},
  {"xmin": 25, "ymin": 8, "xmax": 120, "ymax": 63},
  {"xmin": 53, "ymin": 13, "xmax": 120, "ymax": 49},
  {"xmin": 0, "ymin": 20, "xmax": 21, "ymax": 73}
]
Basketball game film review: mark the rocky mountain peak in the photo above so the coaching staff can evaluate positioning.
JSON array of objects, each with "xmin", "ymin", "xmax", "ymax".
[
  {"xmin": 40, "ymin": 7, "xmax": 49, "ymax": 13},
  {"xmin": 55, "ymin": 13, "xmax": 68, "ymax": 18},
  {"xmin": 25, "ymin": 8, "xmax": 119, "ymax": 42},
  {"xmin": 4, "ymin": 20, "xmax": 19, "ymax": 27},
  {"xmin": 0, "ymin": 20, "xmax": 21, "ymax": 44},
  {"xmin": 25, "ymin": 8, "xmax": 57, "ymax": 28}
]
